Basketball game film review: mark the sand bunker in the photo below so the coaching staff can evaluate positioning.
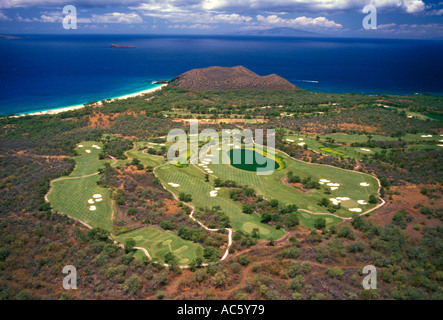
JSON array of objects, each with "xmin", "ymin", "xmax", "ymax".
[
  {"xmin": 357, "ymin": 200, "xmax": 368, "ymax": 205},
  {"xmin": 330, "ymin": 187, "xmax": 338, "ymax": 191},
  {"xmin": 298, "ymin": 142, "xmax": 306, "ymax": 146},
  {"xmin": 217, "ymin": 147, "xmax": 222, "ymax": 151},
  {"xmin": 360, "ymin": 182, "xmax": 370, "ymax": 187},
  {"xmin": 228, "ymin": 143, "xmax": 234, "ymax": 146},
  {"xmin": 93, "ymin": 194, "xmax": 102, "ymax": 198},
  {"xmin": 320, "ymin": 179, "xmax": 330, "ymax": 183},
  {"xmin": 88, "ymin": 199, "xmax": 94, "ymax": 204},
  {"xmin": 168, "ymin": 183, "xmax": 180, "ymax": 188},
  {"xmin": 349, "ymin": 208, "xmax": 362, "ymax": 213},
  {"xmin": 360, "ymin": 148, "xmax": 371, "ymax": 152},
  {"xmin": 299, "ymin": 138, "xmax": 304, "ymax": 141},
  {"xmin": 286, "ymin": 139, "xmax": 294, "ymax": 142},
  {"xmin": 235, "ymin": 145, "xmax": 241, "ymax": 149},
  {"xmin": 95, "ymin": 198, "xmax": 102, "ymax": 202},
  {"xmin": 421, "ymin": 135, "xmax": 433, "ymax": 138},
  {"xmin": 215, "ymin": 187, "xmax": 220, "ymax": 190},
  {"xmin": 330, "ymin": 198, "xmax": 341, "ymax": 205},
  {"xmin": 207, "ymin": 170, "xmax": 213, "ymax": 173},
  {"xmin": 78, "ymin": 145, "xmax": 83, "ymax": 148},
  {"xmin": 89, "ymin": 206, "xmax": 96, "ymax": 211},
  {"xmin": 438, "ymin": 144, "xmax": 443, "ymax": 147},
  {"xmin": 336, "ymin": 197, "xmax": 350, "ymax": 201},
  {"xmin": 207, "ymin": 154, "xmax": 214, "ymax": 157},
  {"xmin": 327, "ymin": 183, "xmax": 340, "ymax": 187},
  {"xmin": 92, "ymin": 145, "xmax": 101, "ymax": 149},
  {"xmin": 198, "ymin": 163, "xmax": 204, "ymax": 166},
  {"xmin": 85, "ymin": 150, "xmax": 91, "ymax": 153},
  {"xmin": 210, "ymin": 190, "xmax": 218, "ymax": 197}
]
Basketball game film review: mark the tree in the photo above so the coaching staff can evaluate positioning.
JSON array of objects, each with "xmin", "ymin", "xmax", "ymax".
[
  {"xmin": 251, "ymin": 228, "xmax": 260, "ymax": 239},
  {"xmin": 314, "ymin": 218, "xmax": 326, "ymax": 230},
  {"xmin": 317, "ymin": 198, "xmax": 329, "ymax": 207},
  {"xmin": 124, "ymin": 238, "xmax": 136, "ymax": 253},
  {"xmin": 179, "ymin": 193, "xmax": 192, "ymax": 202},
  {"xmin": 242, "ymin": 204, "xmax": 253, "ymax": 215},
  {"xmin": 88, "ymin": 228, "xmax": 110, "ymax": 241},
  {"xmin": 284, "ymin": 212, "xmax": 300, "ymax": 228},
  {"xmin": 164, "ymin": 252, "xmax": 177, "ymax": 265},
  {"xmin": 369, "ymin": 194, "xmax": 378, "ymax": 204},
  {"xmin": 261, "ymin": 212, "xmax": 272, "ymax": 223},
  {"xmin": 238, "ymin": 255, "xmax": 250, "ymax": 266},
  {"xmin": 123, "ymin": 274, "xmax": 143, "ymax": 295},
  {"xmin": 205, "ymin": 174, "xmax": 209, "ymax": 182},
  {"xmin": 269, "ymin": 199, "xmax": 279, "ymax": 208}
]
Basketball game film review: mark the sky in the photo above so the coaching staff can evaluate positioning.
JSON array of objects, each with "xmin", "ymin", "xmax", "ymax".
[{"xmin": 0, "ymin": 0, "xmax": 442, "ymax": 38}]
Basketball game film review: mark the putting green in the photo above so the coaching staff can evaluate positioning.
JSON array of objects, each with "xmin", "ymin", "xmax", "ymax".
[
  {"xmin": 115, "ymin": 226, "xmax": 204, "ymax": 265},
  {"xmin": 242, "ymin": 222, "xmax": 271, "ymax": 235}
]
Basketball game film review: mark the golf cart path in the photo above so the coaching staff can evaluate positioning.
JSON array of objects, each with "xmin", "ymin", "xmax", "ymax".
[
  {"xmin": 125, "ymin": 145, "xmax": 234, "ymax": 268},
  {"xmin": 189, "ymin": 138, "xmax": 385, "ymax": 221}
]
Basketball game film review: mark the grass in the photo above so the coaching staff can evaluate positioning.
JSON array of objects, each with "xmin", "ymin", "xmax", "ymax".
[
  {"xmin": 297, "ymin": 212, "xmax": 343, "ymax": 229},
  {"xmin": 50, "ymin": 138, "xmax": 380, "ymax": 248},
  {"xmin": 48, "ymin": 174, "xmax": 113, "ymax": 231},
  {"xmin": 155, "ymin": 164, "xmax": 285, "ymax": 240},
  {"xmin": 126, "ymin": 141, "xmax": 166, "ymax": 168},
  {"xmin": 115, "ymin": 226, "xmax": 204, "ymax": 265},
  {"xmin": 285, "ymin": 132, "xmax": 443, "ymax": 161},
  {"xmin": 71, "ymin": 141, "xmax": 112, "ymax": 177},
  {"xmin": 213, "ymin": 144, "xmax": 379, "ymax": 219},
  {"xmin": 152, "ymin": 138, "xmax": 380, "ymax": 235},
  {"xmin": 48, "ymin": 141, "xmax": 114, "ymax": 230},
  {"xmin": 320, "ymin": 147, "xmax": 346, "ymax": 156}
]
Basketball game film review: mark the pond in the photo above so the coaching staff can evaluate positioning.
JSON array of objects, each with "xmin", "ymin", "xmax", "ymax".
[{"xmin": 228, "ymin": 149, "xmax": 279, "ymax": 172}]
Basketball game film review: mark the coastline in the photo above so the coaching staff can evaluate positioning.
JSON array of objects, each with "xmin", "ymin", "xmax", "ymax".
[{"xmin": 9, "ymin": 84, "xmax": 167, "ymax": 118}]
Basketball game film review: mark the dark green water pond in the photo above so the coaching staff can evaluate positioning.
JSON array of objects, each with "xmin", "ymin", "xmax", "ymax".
[{"xmin": 228, "ymin": 149, "xmax": 279, "ymax": 172}]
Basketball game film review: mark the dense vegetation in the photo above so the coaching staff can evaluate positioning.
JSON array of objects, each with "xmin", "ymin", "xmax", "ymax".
[{"xmin": 0, "ymin": 85, "xmax": 441, "ymax": 299}]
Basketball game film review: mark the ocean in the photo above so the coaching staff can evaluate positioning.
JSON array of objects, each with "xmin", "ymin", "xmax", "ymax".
[{"xmin": 1, "ymin": 34, "xmax": 442, "ymax": 115}]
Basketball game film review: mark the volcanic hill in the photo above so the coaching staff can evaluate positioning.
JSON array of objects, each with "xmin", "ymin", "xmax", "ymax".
[{"xmin": 171, "ymin": 66, "xmax": 298, "ymax": 91}]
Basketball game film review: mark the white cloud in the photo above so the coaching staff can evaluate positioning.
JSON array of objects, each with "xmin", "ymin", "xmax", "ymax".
[
  {"xmin": 256, "ymin": 14, "xmax": 343, "ymax": 29},
  {"xmin": 168, "ymin": 23, "xmax": 213, "ymax": 29},
  {"xmin": 368, "ymin": 22, "xmax": 443, "ymax": 37},
  {"xmin": 135, "ymin": 2, "xmax": 252, "ymax": 24},
  {"xmin": 201, "ymin": 0, "xmax": 426, "ymax": 14},
  {"xmin": 31, "ymin": 10, "xmax": 142, "ymax": 23},
  {"xmin": 0, "ymin": 10, "xmax": 10, "ymax": 20},
  {"xmin": 88, "ymin": 12, "xmax": 142, "ymax": 23},
  {"xmin": 429, "ymin": 9, "xmax": 443, "ymax": 16},
  {"xmin": 0, "ymin": 0, "xmax": 425, "ymax": 14}
]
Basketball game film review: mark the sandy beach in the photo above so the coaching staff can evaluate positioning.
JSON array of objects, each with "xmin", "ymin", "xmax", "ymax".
[{"xmin": 10, "ymin": 84, "xmax": 167, "ymax": 118}]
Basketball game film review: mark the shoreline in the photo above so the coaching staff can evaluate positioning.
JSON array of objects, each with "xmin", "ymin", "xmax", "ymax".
[{"xmin": 9, "ymin": 84, "xmax": 167, "ymax": 118}]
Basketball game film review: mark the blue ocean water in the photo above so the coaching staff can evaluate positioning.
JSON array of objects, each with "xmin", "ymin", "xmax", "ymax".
[{"xmin": 1, "ymin": 34, "xmax": 442, "ymax": 115}]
